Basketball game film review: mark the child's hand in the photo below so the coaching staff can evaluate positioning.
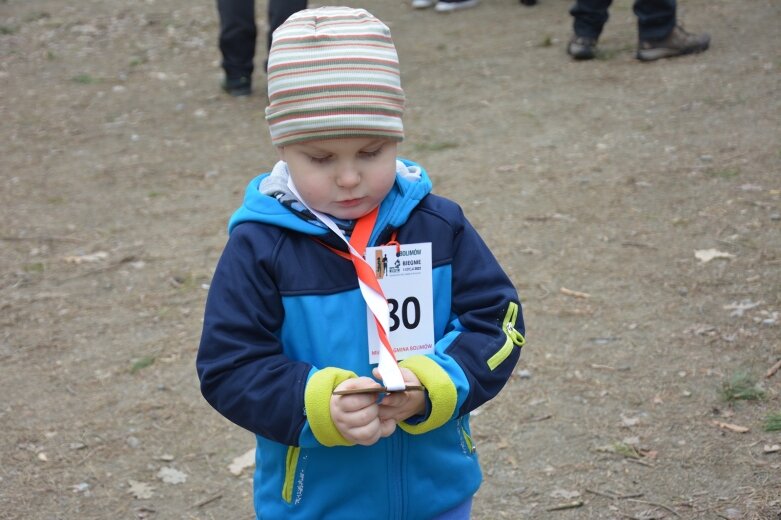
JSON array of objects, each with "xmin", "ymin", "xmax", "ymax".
[
  {"xmin": 373, "ymin": 368, "xmax": 426, "ymax": 423},
  {"xmin": 331, "ymin": 377, "xmax": 396, "ymax": 446}
]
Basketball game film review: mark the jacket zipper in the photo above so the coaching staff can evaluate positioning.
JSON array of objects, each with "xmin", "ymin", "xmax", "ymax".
[
  {"xmin": 384, "ymin": 433, "xmax": 404, "ymax": 520},
  {"xmin": 486, "ymin": 301, "xmax": 525, "ymax": 370},
  {"xmin": 282, "ymin": 446, "xmax": 301, "ymax": 503},
  {"xmin": 459, "ymin": 417, "xmax": 476, "ymax": 455}
]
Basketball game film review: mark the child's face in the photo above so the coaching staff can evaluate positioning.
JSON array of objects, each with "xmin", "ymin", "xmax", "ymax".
[{"xmin": 278, "ymin": 137, "xmax": 398, "ymax": 221}]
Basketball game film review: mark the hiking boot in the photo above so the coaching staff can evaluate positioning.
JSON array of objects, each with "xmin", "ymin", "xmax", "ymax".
[
  {"xmin": 221, "ymin": 76, "xmax": 252, "ymax": 97},
  {"xmin": 637, "ymin": 25, "xmax": 710, "ymax": 62},
  {"xmin": 434, "ymin": 0, "xmax": 479, "ymax": 13},
  {"xmin": 412, "ymin": 0, "xmax": 435, "ymax": 8},
  {"xmin": 567, "ymin": 35, "xmax": 597, "ymax": 60}
]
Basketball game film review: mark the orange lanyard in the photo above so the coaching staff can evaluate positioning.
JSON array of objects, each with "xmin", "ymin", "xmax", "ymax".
[
  {"xmin": 348, "ymin": 206, "xmax": 376, "ymax": 256},
  {"xmin": 346, "ymin": 207, "xmax": 385, "ymax": 299}
]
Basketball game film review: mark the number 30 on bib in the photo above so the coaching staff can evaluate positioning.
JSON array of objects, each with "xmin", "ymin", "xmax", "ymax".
[{"xmin": 365, "ymin": 242, "xmax": 435, "ymax": 363}]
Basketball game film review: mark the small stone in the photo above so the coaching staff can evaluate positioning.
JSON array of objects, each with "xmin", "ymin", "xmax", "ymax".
[{"xmin": 72, "ymin": 482, "xmax": 90, "ymax": 493}]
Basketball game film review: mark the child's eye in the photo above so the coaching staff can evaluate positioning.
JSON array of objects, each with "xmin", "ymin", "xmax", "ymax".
[
  {"xmin": 308, "ymin": 155, "xmax": 332, "ymax": 164},
  {"xmin": 360, "ymin": 147, "xmax": 383, "ymax": 159}
]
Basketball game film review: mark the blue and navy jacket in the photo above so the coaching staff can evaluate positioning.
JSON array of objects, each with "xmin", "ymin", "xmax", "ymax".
[{"xmin": 197, "ymin": 159, "xmax": 525, "ymax": 520}]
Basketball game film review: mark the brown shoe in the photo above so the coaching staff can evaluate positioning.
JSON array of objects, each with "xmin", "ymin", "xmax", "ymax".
[{"xmin": 637, "ymin": 25, "xmax": 710, "ymax": 62}]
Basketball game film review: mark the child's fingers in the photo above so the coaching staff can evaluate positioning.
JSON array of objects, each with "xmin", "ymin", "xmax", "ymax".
[
  {"xmin": 400, "ymin": 367, "xmax": 422, "ymax": 387},
  {"xmin": 344, "ymin": 403, "xmax": 380, "ymax": 427},
  {"xmin": 377, "ymin": 404, "xmax": 400, "ymax": 422},
  {"xmin": 373, "ymin": 366, "xmax": 422, "ymax": 391},
  {"xmin": 379, "ymin": 417, "xmax": 397, "ymax": 438},
  {"xmin": 378, "ymin": 393, "xmax": 409, "ymax": 420},
  {"xmin": 333, "ymin": 376, "xmax": 382, "ymax": 410},
  {"xmin": 378, "ymin": 392, "xmax": 410, "ymax": 413},
  {"xmin": 344, "ymin": 417, "xmax": 383, "ymax": 446},
  {"xmin": 378, "ymin": 388, "xmax": 426, "ymax": 422},
  {"xmin": 332, "ymin": 398, "xmax": 377, "ymax": 425},
  {"xmin": 380, "ymin": 389, "xmax": 415, "ymax": 407},
  {"xmin": 379, "ymin": 392, "xmax": 400, "ymax": 406},
  {"xmin": 336, "ymin": 375, "xmax": 381, "ymax": 392},
  {"xmin": 336, "ymin": 392, "xmax": 377, "ymax": 412}
]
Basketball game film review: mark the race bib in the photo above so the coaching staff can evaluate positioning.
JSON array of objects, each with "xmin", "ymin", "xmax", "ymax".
[{"xmin": 365, "ymin": 243, "xmax": 435, "ymax": 362}]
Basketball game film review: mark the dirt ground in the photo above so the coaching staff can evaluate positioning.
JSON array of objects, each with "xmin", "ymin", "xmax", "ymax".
[{"xmin": 1, "ymin": 0, "xmax": 780, "ymax": 518}]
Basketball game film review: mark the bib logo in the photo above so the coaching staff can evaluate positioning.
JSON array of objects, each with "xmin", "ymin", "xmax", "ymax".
[{"xmin": 374, "ymin": 250, "xmax": 388, "ymax": 279}]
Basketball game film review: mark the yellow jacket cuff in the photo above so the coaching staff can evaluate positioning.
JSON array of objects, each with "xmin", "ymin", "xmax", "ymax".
[
  {"xmin": 305, "ymin": 367, "xmax": 357, "ymax": 447},
  {"xmin": 398, "ymin": 355, "xmax": 457, "ymax": 435}
]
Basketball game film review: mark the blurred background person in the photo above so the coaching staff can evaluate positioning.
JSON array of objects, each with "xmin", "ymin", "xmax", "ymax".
[
  {"xmin": 566, "ymin": 0, "xmax": 709, "ymax": 61},
  {"xmin": 217, "ymin": 0, "xmax": 308, "ymax": 96}
]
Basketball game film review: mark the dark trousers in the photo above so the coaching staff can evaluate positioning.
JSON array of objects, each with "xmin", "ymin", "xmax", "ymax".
[
  {"xmin": 217, "ymin": 0, "xmax": 307, "ymax": 79},
  {"xmin": 570, "ymin": 0, "xmax": 676, "ymax": 41}
]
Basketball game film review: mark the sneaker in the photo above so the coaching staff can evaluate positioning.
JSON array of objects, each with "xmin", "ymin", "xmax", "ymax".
[
  {"xmin": 637, "ymin": 25, "xmax": 710, "ymax": 62},
  {"xmin": 412, "ymin": 0, "xmax": 435, "ymax": 8},
  {"xmin": 434, "ymin": 0, "xmax": 479, "ymax": 13},
  {"xmin": 567, "ymin": 35, "xmax": 597, "ymax": 60},
  {"xmin": 221, "ymin": 76, "xmax": 252, "ymax": 97}
]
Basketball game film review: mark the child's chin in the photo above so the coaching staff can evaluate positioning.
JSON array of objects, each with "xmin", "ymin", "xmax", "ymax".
[{"xmin": 333, "ymin": 210, "xmax": 365, "ymax": 221}]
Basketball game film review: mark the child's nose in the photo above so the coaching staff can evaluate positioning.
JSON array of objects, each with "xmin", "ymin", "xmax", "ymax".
[{"xmin": 335, "ymin": 164, "xmax": 361, "ymax": 188}]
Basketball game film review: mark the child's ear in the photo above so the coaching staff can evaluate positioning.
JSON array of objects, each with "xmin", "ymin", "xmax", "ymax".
[{"xmin": 276, "ymin": 146, "xmax": 285, "ymax": 161}]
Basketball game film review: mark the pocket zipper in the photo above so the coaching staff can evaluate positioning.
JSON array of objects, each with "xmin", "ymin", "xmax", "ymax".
[
  {"xmin": 282, "ymin": 446, "xmax": 301, "ymax": 503},
  {"xmin": 486, "ymin": 301, "xmax": 525, "ymax": 370},
  {"xmin": 460, "ymin": 421, "xmax": 476, "ymax": 454}
]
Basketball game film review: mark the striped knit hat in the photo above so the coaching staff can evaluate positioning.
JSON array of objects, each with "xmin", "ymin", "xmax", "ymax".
[{"xmin": 265, "ymin": 7, "xmax": 405, "ymax": 147}]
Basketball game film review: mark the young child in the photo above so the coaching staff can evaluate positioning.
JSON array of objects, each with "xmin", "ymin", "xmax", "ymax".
[{"xmin": 196, "ymin": 7, "xmax": 525, "ymax": 519}]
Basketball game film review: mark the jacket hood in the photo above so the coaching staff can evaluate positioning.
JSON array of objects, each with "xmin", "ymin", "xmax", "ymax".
[{"xmin": 228, "ymin": 158, "xmax": 432, "ymax": 242}]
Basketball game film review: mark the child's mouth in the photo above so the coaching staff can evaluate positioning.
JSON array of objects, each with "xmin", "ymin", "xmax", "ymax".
[{"xmin": 337, "ymin": 198, "xmax": 363, "ymax": 208}]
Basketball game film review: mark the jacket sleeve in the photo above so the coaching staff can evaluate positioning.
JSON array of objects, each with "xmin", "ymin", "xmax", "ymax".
[
  {"xmin": 399, "ymin": 206, "xmax": 525, "ymax": 435},
  {"xmin": 196, "ymin": 224, "xmax": 312, "ymax": 445}
]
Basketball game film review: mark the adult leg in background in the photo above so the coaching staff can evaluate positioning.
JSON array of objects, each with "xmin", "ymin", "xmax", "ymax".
[
  {"xmin": 633, "ymin": 0, "xmax": 676, "ymax": 41},
  {"xmin": 569, "ymin": 0, "xmax": 612, "ymax": 40},
  {"xmin": 634, "ymin": 0, "xmax": 709, "ymax": 61},
  {"xmin": 266, "ymin": 0, "xmax": 308, "ymax": 60},
  {"xmin": 567, "ymin": 0, "xmax": 611, "ymax": 59},
  {"xmin": 217, "ymin": 0, "xmax": 256, "ymax": 82}
]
